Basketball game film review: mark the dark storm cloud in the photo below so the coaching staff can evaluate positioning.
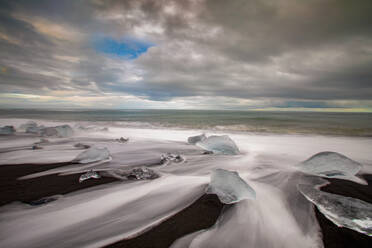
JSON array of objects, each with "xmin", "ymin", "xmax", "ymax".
[{"xmin": 0, "ymin": 0, "xmax": 371, "ymax": 109}]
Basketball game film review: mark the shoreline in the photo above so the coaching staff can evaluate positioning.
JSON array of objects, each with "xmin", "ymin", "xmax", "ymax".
[
  {"xmin": 2, "ymin": 117, "xmax": 372, "ymax": 138},
  {"xmin": 0, "ymin": 162, "xmax": 117, "ymax": 206},
  {"xmin": 106, "ymin": 175, "xmax": 372, "ymax": 248},
  {"xmin": 0, "ymin": 157, "xmax": 371, "ymax": 247}
]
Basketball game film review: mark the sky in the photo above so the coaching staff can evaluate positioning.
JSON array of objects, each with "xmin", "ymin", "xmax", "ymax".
[{"xmin": 0, "ymin": 0, "xmax": 371, "ymax": 111}]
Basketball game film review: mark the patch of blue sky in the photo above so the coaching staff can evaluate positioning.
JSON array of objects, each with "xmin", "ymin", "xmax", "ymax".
[{"xmin": 93, "ymin": 35, "xmax": 154, "ymax": 59}]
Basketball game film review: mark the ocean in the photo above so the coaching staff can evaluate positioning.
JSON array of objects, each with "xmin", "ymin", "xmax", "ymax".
[{"xmin": 1, "ymin": 109, "xmax": 372, "ymax": 136}]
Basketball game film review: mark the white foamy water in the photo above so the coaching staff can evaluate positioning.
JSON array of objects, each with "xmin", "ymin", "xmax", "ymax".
[{"xmin": 0, "ymin": 118, "xmax": 371, "ymax": 248}]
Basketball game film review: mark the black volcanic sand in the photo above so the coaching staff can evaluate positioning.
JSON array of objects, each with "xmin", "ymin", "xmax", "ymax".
[
  {"xmin": 0, "ymin": 162, "xmax": 117, "ymax": 206},
  {"xmin": 106, "ymin": 194, "xmax": 225, "ymax": 248},
  {"xmin": 0, "ymin": 161, "xmax": 371, "ymax": 248},
  {"xmin": 108, "ymin": 176, "xmax": 372, "ymax": 248},
  {"xmin": 315, "ymin": 175, "xmax": 372, "ymax": 248}
]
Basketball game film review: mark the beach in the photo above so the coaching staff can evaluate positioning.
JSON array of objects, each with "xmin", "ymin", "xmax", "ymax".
[{"xmin": 0, "ymin": 114, "xmax": 371, "ymax": 248}]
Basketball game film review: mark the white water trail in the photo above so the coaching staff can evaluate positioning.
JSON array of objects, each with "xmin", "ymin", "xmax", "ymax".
[{"xmin": 0, "ymin": 118, "xmax": 371, "ymax": 248}]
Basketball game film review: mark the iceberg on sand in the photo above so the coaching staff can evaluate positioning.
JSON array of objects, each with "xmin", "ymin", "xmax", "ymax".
[
  {"xmin": 19, "ymin": 121, "xmax": 38, "ymax": 131},
  {"xmin": 196, "ymin": 135, "xmax": 240, "ymax": 155},
  {"xmin": 187, "ymin": 133, "xmax": 206, "ymax": 144},
  {"xmin": 0, "ymin": 125, "xmax": 15, "ymax": 135},
  {"xmin": 42, "ymin": 125, "xmax": 73, "ymax": 137},
  {"xmin": 298, "ymin": 184, "xmax": 372, "ymax": 236},
  {"xmin": 298, "ymin": 151, "xmax": 363, "ymax": 183},
  {"xmin": 73, "ymin": 147, "xmax": 110, "ymax": 164},
  {"xmin": 21, "ymin": 122, "xmax": 73, "ymax": 137},
  {"xmin": 54, "ymin": 125, "xmax": 74, "ymax": 137},
  {"xmin": 206, "ymin": 168, "xmax": 256, "ymax": 204}
]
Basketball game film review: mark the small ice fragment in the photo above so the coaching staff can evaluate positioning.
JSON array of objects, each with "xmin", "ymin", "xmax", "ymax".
[
  {"xmin": 203, "ymin": 151, "xmax": 213, "ymax": 155},
  {"xmin": 34, "ymin": 138, "xmax": 49, "ymax": 144},
  {"xmin": 206, "ymin": 168, "xmax": 256, "ymax": 204},
  {"xmin": 298, "ymin": 152, "xmax": 362, "ymax": 182},
  {"xmin": 79, "ymin": 170, "xmax": 101, "ymax": 183},
  {"xmin": 298, "ymin": 184, "xmax": 372, "ymax": 236},
  {"xmin": 32, "ymin": 145, "xmax": 42, "ymax": 150},
  {"xmin": 197, "ymin": 135, "xmax": 240, "ymax": 155},
  {"xmin": 73, "ymin": 147, "xmax": 110, "ymax": 164},
  {"xmin": 187, "ymin": 133, "xmax": 206, "ymax": 144},
  {"xmin": 160, "ymin": 153, "xmax": 184, "ymax": 164},
  {"xmin": 116, "ymin": 137, "xmax": 129, "ymax": 143},
  {"xmin": 0, "ymin": 125, "xmax": 15, "ymax": 135},
  {"xmin": 29, "ymin": 195, "xmax": 60, "ymax": 206},
  {"xmin": 126, "ymin": 167, "xmax": 159, "ymax": 180},
  {"xmin": 74, "ymin": 143, "xmax": 90, "ymax": 149}
]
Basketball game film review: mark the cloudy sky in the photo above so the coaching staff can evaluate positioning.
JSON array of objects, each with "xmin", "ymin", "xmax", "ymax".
[{"xmin": 0, "ymin": 0, "xmax": 371, "ymax": 111}]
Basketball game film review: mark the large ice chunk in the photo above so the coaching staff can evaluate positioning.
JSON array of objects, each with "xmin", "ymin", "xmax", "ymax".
[
  {"xmin": 73, "ymin": 147, "xmax": 110, "ymax": 164},
  {"xmin": 187, "ymin": 133, "xmax": 206, "ymax": 144},
  {"xmin": 41, "ymin": 125, "xmax": 73, "ymax": 137},
  {"xmin": 206, "ymin": 169, "xmax": 256, "ymax": 204},
  {"xmin": 54, "ymin": 125, "xmax": 74, "ymax": 137},
  {"xmin": 196, "ymin": 135, "xmax": 240, "ymax": 155},
  {"xmin": 298, "ymin": 152, "xmax": 363, "ymax": 183},
  {"xmin": 19, "ymin": 121, "xmax": 38, "ymax": 131},
  {"xmin": 0, "ymin": 125, "xmax": 15, "ymax": 135},
  {"xmin": 298, "ymin": 184, "xmax": 372, "ymax": 236},
  {"xmin": 79, "ymin": 170, "xmax": 101, "ymax": 183}
]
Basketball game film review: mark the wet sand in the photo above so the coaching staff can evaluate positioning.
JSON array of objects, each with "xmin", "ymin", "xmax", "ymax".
[
  {"xmin": 106, "ymin": 194, "xmax": 224, "ymax": 248},
  {"xmin": 0, "ymin": 162, "xmax": 117, "ymax": 206},
  {"xmin": 107, "ymin": 175, "xmax": 372, "ymax": 248},
  {"xmin": 0, "ymin": 161, "xmax": 370, "ymax": 247}
]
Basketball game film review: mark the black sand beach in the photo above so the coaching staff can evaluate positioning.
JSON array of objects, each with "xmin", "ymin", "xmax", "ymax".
[
  {"xmin": 0, "ymin": 161, "xmax": 371, "ymax": 248},
  {"xmin": 0, "ymin": 162, "xmax": 117, "ymax": 206},
  {"xmin": 106, "ymin": 194, "xmax": 224, "ymax": 248}
]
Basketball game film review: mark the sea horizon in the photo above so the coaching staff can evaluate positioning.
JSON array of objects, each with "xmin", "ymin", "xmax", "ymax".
[{"xmin": 1, "ymin": 108, "xmax": 372, "ymax": 137}]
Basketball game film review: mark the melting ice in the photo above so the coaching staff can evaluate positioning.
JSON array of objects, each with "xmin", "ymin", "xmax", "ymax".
[
  {"xmin": 298, "ymin": 151, "xmax": 364, "ymax": 183},
  {"xmin": 196, "ymin": 135, "xmax": 240, "ymax": 155},
  {"xmin": 79, "ymin": 170, "xmax": 101, "ymax": 183},
  {"xmin": 206, "ymin": 168, "xmax": 256, "ymax": 204},
  {"xmin": 0, "ymin": 125, "xmax": 15, "ymax": 135},
  {"xmin": 299, "ymin": 184, "xmax": 372, "ymax": 236},
  {"xmin": 73, "ymin": 146, "xmax": 111, "ymax": 164}
]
